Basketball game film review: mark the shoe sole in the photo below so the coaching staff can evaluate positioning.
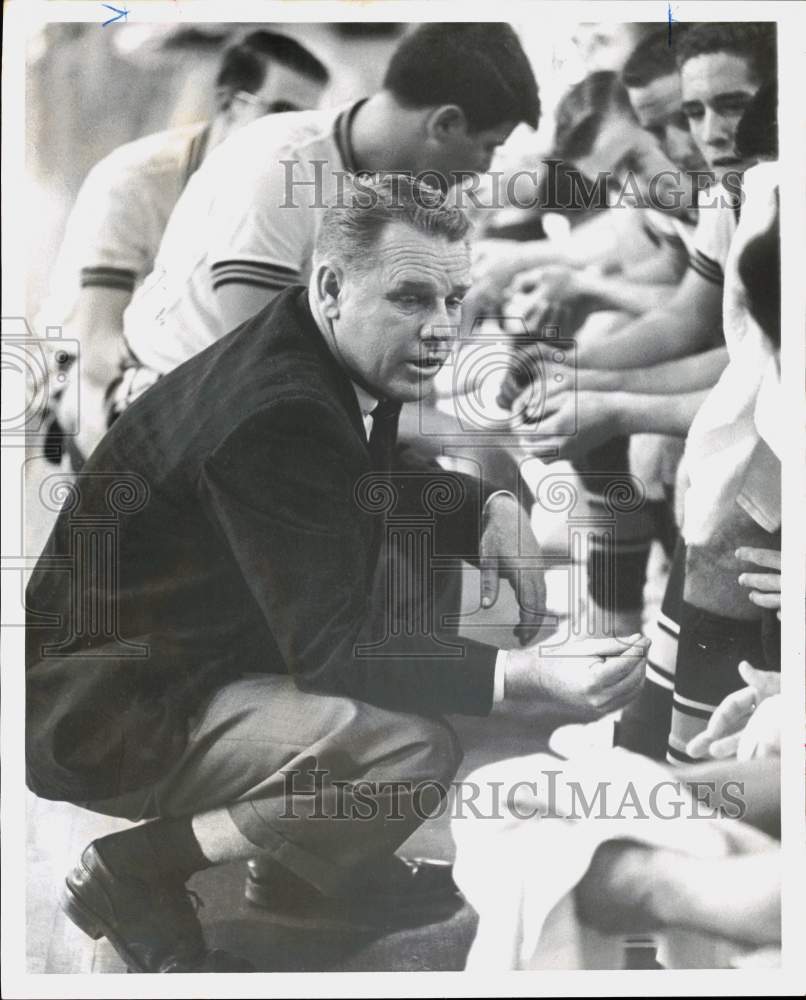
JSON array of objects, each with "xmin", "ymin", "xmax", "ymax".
[
  {"xmin": 61, "ymin": 873, "xmax": 252, "ymax": 973},
  {"xmin": 61, "ymin": 881, "xmax": 148, "ymax": 973}
]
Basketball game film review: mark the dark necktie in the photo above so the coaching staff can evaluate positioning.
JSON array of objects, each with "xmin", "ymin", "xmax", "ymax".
[{"xmin": 367, "ymin": 400, "xmax": 400, "ymax": 470}]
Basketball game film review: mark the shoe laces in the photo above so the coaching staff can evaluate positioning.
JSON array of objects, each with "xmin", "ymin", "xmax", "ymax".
[
  {"xmin": 184, "ymin": 888, "xmax": 204, "ymax": 914},
  {"xmin": 153, "ymin": 882, "xmax": 205, "ymax": 927}
]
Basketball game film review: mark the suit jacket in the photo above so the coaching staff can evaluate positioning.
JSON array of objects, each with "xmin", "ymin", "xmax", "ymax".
[{"xmin": 26, "ymin": 288, "xmax": 497, "ymax": 802}]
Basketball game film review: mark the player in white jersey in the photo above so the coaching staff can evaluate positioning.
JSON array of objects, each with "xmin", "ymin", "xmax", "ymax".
[
  {"xmin": 121, "ymin": 23, "xmax": 541, "ymax": 387},
  {"xmin": 123, "ymin": 103, "xmax": 359, "ymax": 374},
  {"xmin": 44, "ymin": 31, "xmax": 328, "ymax": 465}
]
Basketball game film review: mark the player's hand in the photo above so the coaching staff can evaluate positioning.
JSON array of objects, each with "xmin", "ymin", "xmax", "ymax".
[
  {"xmin": 504, "ymin": 634, "xmax": 649, "ymax": 715},
  {"xmin": 736, "ymin": 547, "xmax": 781, "ymax": 618},
  {"xmin": 479, "ymin": 492, "xmax": 548, "ymax": 645},
  {"xmin": 736, "ymin": 694, "xmax": 782, "ymax": 761},
  {"xmin": 508, "ymin": 265, "xmax": 582, "ymax": 329},
  {"xmin": 57, "ymin": 363, "xmax": 114, "ymax": 464},
  {"xmin": 471, "ymin": 239, "xmax": 525, "ymax": 282},
  {"xmin": 685, "ymin": 661, "xmax": 781, "ymax": 760},
  {"xmin": 511, "ymin": 389, "xmax": 619, "ymax": 462}
]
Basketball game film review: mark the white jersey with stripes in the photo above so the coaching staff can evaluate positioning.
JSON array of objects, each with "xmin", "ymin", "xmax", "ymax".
[
  {"xmin": 41, "ymin": 122, "xmax": 209, "ymax": 331},
  {"xmin": 123, "ymin": 103, "xmax": 359, "ymax": 375}
]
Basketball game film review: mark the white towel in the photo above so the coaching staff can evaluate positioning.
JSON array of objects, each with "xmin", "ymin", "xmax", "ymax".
[{"xmin": 451, "ymin": 748, "xmax": 775, "ymax": 970}]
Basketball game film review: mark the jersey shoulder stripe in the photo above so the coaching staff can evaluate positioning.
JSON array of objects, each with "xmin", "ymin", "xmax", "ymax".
[
  {"xmin": 210, "ymin": 259, "xmax": 301, "ymax": 291},
  {"xmin": 80, "ymin": 265, "xmax": 138, "ymax": 292}
]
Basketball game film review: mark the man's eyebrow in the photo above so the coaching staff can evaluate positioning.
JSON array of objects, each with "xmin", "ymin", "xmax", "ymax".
[
  {"xmin": 389, "ymin": 278, "xmax": 471, "ymax": 297},
  {"xmin": 390, "ymin": 278, "xmax": 437, "ymax": 293},
  {"xmin": 712, "ymin": 91, "xmax": 753, "ymax": 104}
]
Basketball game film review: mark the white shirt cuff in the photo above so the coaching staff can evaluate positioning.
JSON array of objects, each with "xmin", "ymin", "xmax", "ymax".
[
  {"xmin": 483, "ymin": 489, "xmax": 519, "ymax": 514},
  {"xmin": 493, "ymin": 649, "xmax": 508, "ymax": 703}
]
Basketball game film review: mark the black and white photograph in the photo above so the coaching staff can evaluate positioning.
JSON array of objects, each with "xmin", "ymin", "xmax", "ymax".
[{"xmin": 2, "ymin": 1, "xmax": 804, "ymax": 995}]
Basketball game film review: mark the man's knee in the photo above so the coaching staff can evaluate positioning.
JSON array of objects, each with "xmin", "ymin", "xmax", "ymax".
[
  {"xmin": 351, "ymin": 703, "xmax": 463, "ymax": 786},
  {"xmin": 412, "ymin": 715, "xmax": 464, "ymax": 785}
]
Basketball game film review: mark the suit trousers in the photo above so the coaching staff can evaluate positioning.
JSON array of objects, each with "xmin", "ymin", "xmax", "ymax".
[
  {"xmin": 86, "ymin": 674, "xmax": 463, "ymax": 895},
  {"xmin": 83, "ymin": 560, "xmax": 467, "ymax": 896}
]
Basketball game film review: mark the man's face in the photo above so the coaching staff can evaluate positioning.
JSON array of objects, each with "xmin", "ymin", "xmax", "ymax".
[
  {"xmin": 416, "ymin": 119, "xmax": 517, "ymax": 189},
  {"xmin": 627, "ymin": 72, "xmax": 707, "ymax": 173},
  {"xmin": 228, "ymin": 62, "xmax": 325, "ymax": 126},
  {"xmin": 575, "ymin": 115, "xmax": 695, "ymax": 215},
  {"xmin": 681, "ymin": 52, "xmax": 760, "ymax": 181},
  {"xmin": 330, "ymin": 222, "xmax": 471, "ymax": 401}
]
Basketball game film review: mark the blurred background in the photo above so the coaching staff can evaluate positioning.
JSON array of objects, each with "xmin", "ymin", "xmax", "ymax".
[{"xmin": 25, "ymin": 19, "xmax": 662, "ymax": 320}]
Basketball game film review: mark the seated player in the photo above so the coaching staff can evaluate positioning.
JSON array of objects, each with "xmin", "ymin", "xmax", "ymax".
[{"xmin": 43, "ymin": 31, "xmax": 329, "ymax": 466}]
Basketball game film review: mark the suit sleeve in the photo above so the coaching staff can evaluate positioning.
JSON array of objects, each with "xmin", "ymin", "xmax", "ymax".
[
  {"xmin": 392, "ymin": 441, "xmax": 523, "ymax": 562},
  {"xmin": 197, "ymin": 396, "xmax": 496, "ymax": 716}
]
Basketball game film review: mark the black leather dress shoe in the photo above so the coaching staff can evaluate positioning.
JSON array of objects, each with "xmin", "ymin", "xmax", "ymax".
[
  {"xmin": 62, "ymin": 844, "xmax": 254, "ymax": 972},
  {"xmin": 244, "ymin": 855, "xmax": 463, "ymax": 931}
]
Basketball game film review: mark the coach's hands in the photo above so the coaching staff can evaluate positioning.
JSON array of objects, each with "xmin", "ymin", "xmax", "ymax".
[
  {"xmin": 479, "ymin": 491, "xmax": 547, "ymax": 646},
  {"xmin": 504, "ymin": 634, "xmax": 649, "ymax": 716}
]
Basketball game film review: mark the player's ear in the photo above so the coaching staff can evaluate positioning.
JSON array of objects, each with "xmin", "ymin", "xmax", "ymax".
[
  {"xmin": 315, "ymin": 263, "xmax": 343, "ymax": 318},
  {"xmin": 427, "ymin": 105, "xmax": 468, "ymax": 142}
]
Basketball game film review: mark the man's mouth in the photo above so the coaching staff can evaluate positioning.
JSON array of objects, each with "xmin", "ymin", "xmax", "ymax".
[
  {"xmin": 711, "ymin": 156, "xmax": 743, "ymax": 168},
  {"xmin": 409, "ymin": 353, "xmax": 449, "ymax": 373}
]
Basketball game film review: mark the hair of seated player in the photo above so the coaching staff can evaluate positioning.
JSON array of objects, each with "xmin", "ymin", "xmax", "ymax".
[
  {"xmin": 553, "ymin": 71, "xmax": 636, "ymax": 160},
  {"xmin": 621, "ymin": 25, "xmax": 694, "ymax": 88},
  {"xmin": 382, "ymin": 23, "xmax": 540, "ymax": 132},
  {"xmin": 314, "ymin": 175, "xmax": 472, "ymax": 274},
  {"xmin": 215, "ymin": 30, "xmax": 329, "ymax": 100},
  {"xmin": 674, "ymin": 22, "xmax": 777, "ymax": 84},
  {"xmin": 738, "ymin": 198, "xmax": 780, "ymax": 348},
  {"xmin": 735, "ymin": 79, "xmax": 778, "ymax": 161}
]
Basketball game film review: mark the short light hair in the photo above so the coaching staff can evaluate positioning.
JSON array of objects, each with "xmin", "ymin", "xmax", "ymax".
[{"xmin": 314, "ymin": 175, "xmax": 472, "ymax": 274}]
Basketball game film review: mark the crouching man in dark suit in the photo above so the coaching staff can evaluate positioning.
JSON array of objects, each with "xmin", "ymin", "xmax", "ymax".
[{"xmin": 26, "ymin": 177, "xmax": 649, "ymax": 972}]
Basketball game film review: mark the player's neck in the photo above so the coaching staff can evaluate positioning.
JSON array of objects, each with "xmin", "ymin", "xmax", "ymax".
[{"xmin": 350, "ymin": 92, "xmax": 422, "ymax": 175}]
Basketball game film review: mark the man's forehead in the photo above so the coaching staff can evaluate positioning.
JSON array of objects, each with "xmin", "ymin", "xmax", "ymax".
[
  {"xmin": 680, "ymin": 51, "xmax": 758, "ymax": 97},
  {"xmin": 374, "ymin": 226, "xmax": 471, "ymax": 282}
]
